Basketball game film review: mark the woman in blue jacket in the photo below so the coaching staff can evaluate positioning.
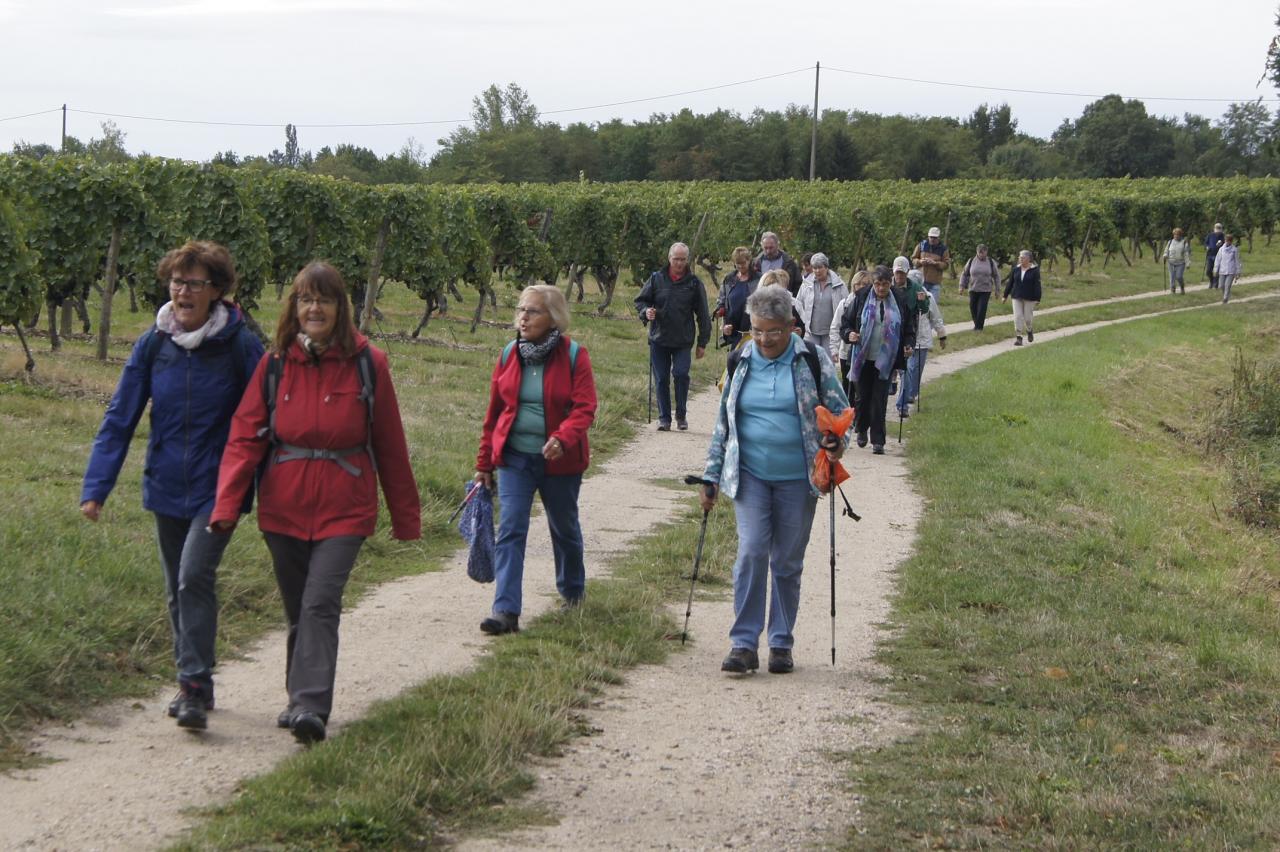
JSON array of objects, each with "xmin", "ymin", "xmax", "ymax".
[{"xmin": 80, "ymin": 241, "xmax": 263, "ymax": 731}]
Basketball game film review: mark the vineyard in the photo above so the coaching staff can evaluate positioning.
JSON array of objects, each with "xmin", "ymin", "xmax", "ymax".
[{"xmin": 3, "ymin": 154, "xmax": 1279, "ymax": 359}]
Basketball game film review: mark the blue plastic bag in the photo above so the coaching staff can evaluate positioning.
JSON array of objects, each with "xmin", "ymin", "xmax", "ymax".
[{"xmin": 457, "ymin": 481, "xmax": 495, "ymax": 583}]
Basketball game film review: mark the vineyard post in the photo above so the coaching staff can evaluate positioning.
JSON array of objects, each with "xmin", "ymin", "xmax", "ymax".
[
  {"xmin": 942, "ymin": 210, "xmax": 953, "ymax": 279},
  {"xmin": 1077, "ymin": 223, "xmax": 1093, "ymax": 273},
  {"xmin": 95, "ymin": 225, "xmax": 122, "ymax": 361},
  {"xmin": 688, "ymin": 211, "xmax": 710, "ymax": 270},
  {"xmin": 360, "ymin": 215, "xmax": 390, "ymax": 333},
  {"xmin": 809, "ymin": 62, "xmax": 820, "ymax": 182},
  {"xmin": 898, "ymin": 219, "xmax": 915, "ymax": 257}
]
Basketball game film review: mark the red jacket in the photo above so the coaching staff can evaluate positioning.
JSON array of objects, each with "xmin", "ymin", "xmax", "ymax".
[
  {"xmin": 212, "ymin": 333, "xmax": 421, "ymax": 541},
  {"xmin": 476, "ymin": 336, "xmax": 597, "ymax": 476}
]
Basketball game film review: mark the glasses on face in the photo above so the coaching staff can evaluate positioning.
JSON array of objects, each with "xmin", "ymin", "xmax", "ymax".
[
  {"xmin": 170, "ymin": 277, "xmax": 212, "ymax": 293},
  {"xmin": 298, "ymin": 296, "xmax": 337, "ymax": 308},
  {"xmin": 750, "ymin": 327, "xmax": 788, "ymax": 342},
  {"xmin": 516, "ymin": 306, "xmax": 545, "ymax": 317}
]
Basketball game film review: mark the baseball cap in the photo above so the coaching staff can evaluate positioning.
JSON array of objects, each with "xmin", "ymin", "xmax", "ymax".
[
  {"xmin": 892, "ymin": 256, "xmax": 911, "ymax": 272},
  {"xmin": 927, "ymin": 227, "xmax": 941, "ymax": 238}
]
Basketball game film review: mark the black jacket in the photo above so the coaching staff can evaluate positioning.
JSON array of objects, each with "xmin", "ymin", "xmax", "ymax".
[
  {"xmin": 717, "ymin": 271, "xmax": 758, "ymax": 347},
  {"xmin": 751, "ymin": 249, "xmax": 803, "ymax": 295},
  {"xmin": 1002, "ymin": 265, "xmax": 1042, "ymax": 302},
  {"xmin": 635, "ymin": 265, "xmax": 712, "ymax": 349},
  {"xmin": 840, "ymin": 287, "xmax": 917, "ymax": 373}
]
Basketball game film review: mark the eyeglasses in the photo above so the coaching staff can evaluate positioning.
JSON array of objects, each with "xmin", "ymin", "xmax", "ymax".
[
  {"xmin": 516, "ymin": 306, "xmax": 545, "ymax": 316},
  {"xmin": 750, "ymin": 328, "xmax": 788, "ymax": 341},
  {"xmin": 298, "ymin": 296, "xmax": 337, "ymax": 308},
  {"xmin": 169, "ymin": 277, "xmax": 212, "ymax": 293}
]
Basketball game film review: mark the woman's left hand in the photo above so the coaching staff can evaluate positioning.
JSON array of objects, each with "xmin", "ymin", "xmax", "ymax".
[
  {"xmin": 820, "ymin": 433, "xmax": 844, "ymax": 461},
  {"xmin": 542, "ymin": 436, "xmax": 565, "ymax": 460}
]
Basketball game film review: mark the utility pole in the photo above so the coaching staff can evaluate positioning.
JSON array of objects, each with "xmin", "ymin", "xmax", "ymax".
[
  {"xmin": 809, "ymin": 63, "xmax": 820, "ymax": 182},
  {"xmin": 61, "ymin": 104, "xmax": 66, "ymax": 153}
]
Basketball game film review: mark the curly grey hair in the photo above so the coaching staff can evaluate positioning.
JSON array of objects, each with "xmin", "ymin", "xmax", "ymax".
[{"xmin": 746, "ymin": 285, "xmax": 794, "ymax": 322}]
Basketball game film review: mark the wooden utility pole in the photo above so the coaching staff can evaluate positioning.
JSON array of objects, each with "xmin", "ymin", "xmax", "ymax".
[
  {"xmin": 61, "ymin": 104, "xmax": 66, "ymax": 152},
  {"xmin": 809, "ymin": 63, "xmax": 820, "ymax": 182}
]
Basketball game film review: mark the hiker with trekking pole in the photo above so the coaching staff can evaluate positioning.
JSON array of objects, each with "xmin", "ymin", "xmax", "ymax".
[
  {"xmin": 635, "ymin": 242, "xmax": 711, "ymax": 432},
  {"xmin": 840, "ymin": 265, "xmax": 917, "ymax": 456},
  {"xmin": 698, "ymin": 285, "xmax": 852, "ymax": 675}
]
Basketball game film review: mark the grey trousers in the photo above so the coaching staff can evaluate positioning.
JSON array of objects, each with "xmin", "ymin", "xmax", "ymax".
[
  {"xmin": 1220, "ymin": 274, "xmax": 1237, "ymax": 303},
  {"xmin": 154, "ymin": 512, "xmax": 230, "ymax": 698},
  {"xmin": 263, "ymin": 532, "xmax": 364, "ymax": 720}
]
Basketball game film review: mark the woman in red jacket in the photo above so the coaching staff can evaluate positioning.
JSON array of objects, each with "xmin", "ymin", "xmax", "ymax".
[
  {"xmin": 211, "ymin": 262, "xmax": 420, "ymax": 744},
  {"xmin": 475, "ymin": 284, "xmax": 597, "ymax": 635}
]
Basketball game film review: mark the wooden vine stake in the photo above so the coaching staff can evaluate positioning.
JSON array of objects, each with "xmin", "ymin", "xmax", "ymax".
[
  {"xmin": 96, "ymin": 224, "xmax": 122, "ymax": 361},
  {"xmin": 360, "ymin": 215, "xmax": 391, "ymax": 333}
]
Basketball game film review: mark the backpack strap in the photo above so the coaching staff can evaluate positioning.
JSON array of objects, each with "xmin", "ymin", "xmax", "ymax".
[
  {"xmin": 356, "ymin": 347, "xmax": 377, "ymax": 475},
  {"xmin": 722, "ymin": 338, "xmax": 824, "ymax": 432}
]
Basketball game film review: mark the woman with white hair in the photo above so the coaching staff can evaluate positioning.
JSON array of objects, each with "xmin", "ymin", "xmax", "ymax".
[
  {"xmin": 795, "ymin": 252, "xmax": 847, "ymax": 360},
  {"xmin": 701, "ymin": 285, "xmax": 851, "ymax": 675},
  {"xmin": 1001, "ymin": 250, "xmax": 1042, "ymax": 346}
]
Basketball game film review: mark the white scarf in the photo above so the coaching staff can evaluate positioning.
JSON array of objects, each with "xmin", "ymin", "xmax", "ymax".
[{"xmin": 155, "ymin": 301, "xmax": 230, "ymax": 350}]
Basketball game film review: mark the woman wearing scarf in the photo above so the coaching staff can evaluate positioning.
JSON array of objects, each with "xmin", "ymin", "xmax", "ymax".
[
  {"xmin": 81, "ymin": 241, "xmax": 264, "ymax": 732},
  {"xmin": 842, "ymin": 265, "xmax": 916, "ymax": 455},
  {"xmin": 474, "ymin": 285, "xmax": 598, "ymax": 636},
  {"xmin": 212, "ymin": 262, "xmax": 421, "ymax": 744}
]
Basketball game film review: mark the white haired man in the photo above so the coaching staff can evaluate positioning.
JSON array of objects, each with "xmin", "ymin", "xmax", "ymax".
[{"xmin": 635, "ymin": 242, "xmax": 711, "ymax": 431}]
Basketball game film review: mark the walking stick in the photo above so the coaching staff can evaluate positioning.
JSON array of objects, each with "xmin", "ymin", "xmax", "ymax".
[
  {"xmin": 647, "ymin": 341, "xmax": 654, "ymax": 424},
  {"xmin": 828, "ymin": 455, "xmax": 837, "ymax": 666},
  {"xmin": 681, "ymin": 475, "xmax": 714, "ymax": 645}
]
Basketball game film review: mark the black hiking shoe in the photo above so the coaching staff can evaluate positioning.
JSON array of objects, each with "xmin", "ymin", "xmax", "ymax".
[
  {"xmin": 558, "ymin": 596, "xmax": 583, "ymax": 613},
  {"xmin": 720, "ymin": 647, "xmax": 759, "ymax": 674},
  {"xmin": 168, "ymin": 688, "xmax": 214, "ymax": 718},
  {"xmin": 767, "ymin": 648, "xmax": 795, "ymax": 674},
  {"xmin": 277, "ymin": 706, "xmax": 295, "ymax": 729},
  {"xmin": 1015, "ymin": 336, "xmax": 1023, "ymax": 346},
  {"xmin": 291, "ymin": 711, "xmax": 326, "ymax": 744},
  {"xmin": 1027, "ymin": 330, "xmax": 1034, "ymax": 342},
  {"xmin": 856, "ymin": 432, "xmax": 868, "ymax": 448},
  {"xmin": 676, "ymin": 418, "xmax": 688, "ymax": 431},
  {"xmin": 872, "ymin": 445, "xmax": 886, "ymax": 455},
  {"xmin": 175, "ymin": 696, "xmax": 208, "ymax": 730},
  {"xmin": 480, "ymin": 612, "xmax": 520, "ymax": 635},
  {"xmin": 657, "ymin": 420, "xmax": 671, "ymax": 432}
]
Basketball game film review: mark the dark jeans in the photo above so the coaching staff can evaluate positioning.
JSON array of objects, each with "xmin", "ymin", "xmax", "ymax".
[
  {"xmin": 968, "ymin": 290, "xmax": 991, "ymax": 330},
  {"xmin": 264, "ymin": 532, "xmax": 365, "ymax": 720},
  {"xmin": 1206, "ymin": 256, "xmax": 1219, "ymax": 288},
  {"xmin": 154, "ymin": 512, "xmax": 231, "ymax": 698},
  {"xmin": 854, "ymin": 360, "xmax": 892, "ymax": 447},
  {"xmin": 494, "ymin": 450, "xmax": 585, "ymax": 615},
  {"xmin": 650, "ymin": 344, "xmax": 692, "ymax": 424}
]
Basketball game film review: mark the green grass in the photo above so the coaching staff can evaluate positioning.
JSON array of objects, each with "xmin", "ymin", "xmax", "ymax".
[{"xmin": 849, "ymin": 299, "xmax": 1280, "ymax": 847}]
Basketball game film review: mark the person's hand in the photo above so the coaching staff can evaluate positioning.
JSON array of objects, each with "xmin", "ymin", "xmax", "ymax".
[
  {"xmin": 904, "ymin": 345, "xmax": 914, "ymax": 357},
  {"xmin": 542, "ymin": 436, "xmax": 565, "ymax": 461},
  {"xmin": 722, "ymin": 324, "xmax": 733, "ymax": 336},
  {"xmin": 820, "ymin": 432, "xmax": 844, "ymax": 461},
  {"xmin": 645, "ymin": 307, "xmax": 657, "ymax": 321},
  {"xmin": 917, "ymin": 291, "xmax": 927, "ymax": 302},
  {"xmin": 695, "ymin": 347, "xmax": 705, "ymax": 360},
  {"xmin": 848, "ymin": 331, "xmax": 860, "ymax": 343},
  {"xmin": 938, "ymin": 336, "xmax": 947, "ymax": 350},
  {"xmin": 80, "ymin": 500, "xmax": 102, "ymax": 522},
  {"xmin": 474, "ymin": 470, "xmax": 493, "ymax": 490},
  {"xmin": 699, "ymin": 484, "xmax": 717, "ymax": 513},
  {"xmin": 208, "ymin": 519, "xmax": 237, "ymax": 535}
]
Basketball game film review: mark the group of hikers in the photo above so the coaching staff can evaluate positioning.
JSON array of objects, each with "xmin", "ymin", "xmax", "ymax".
[{"xmin": 79, "ymin": 220, "xmax": 1243, "ymax": 740}]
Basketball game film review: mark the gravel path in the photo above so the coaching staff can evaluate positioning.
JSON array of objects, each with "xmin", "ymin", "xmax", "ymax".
[{"xmin": 3, "ymin": 290, "xmax": 1275, "ymax": 851}]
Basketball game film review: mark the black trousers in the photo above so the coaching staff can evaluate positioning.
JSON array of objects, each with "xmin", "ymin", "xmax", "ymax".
[
  {"xmin": 969, "ymin": 291, "xmax": 991, "ymax": 330},
  {"xmin": 854, "ymin": 360, "xmax": 892, "ymax": 447}
]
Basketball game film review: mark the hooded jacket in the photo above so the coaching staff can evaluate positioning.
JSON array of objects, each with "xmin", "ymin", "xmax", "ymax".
[
  {"xmin": 1003, "ymin": 264, "xmax": 1042, "ymax": 302},
  {"xmin": 81, "ymin": 301, "xmax": 264, "ymax": 518},
  {"xmin": 635, "ymin": 265, "xmax": 711, "ymax": 350},
  {"xmin": 795, "ymin": 269, "xmax": 849, "ymax": 344},
  {"xmin": 211, "ymin": 331, "xmax": 421, "ymax": 541}
]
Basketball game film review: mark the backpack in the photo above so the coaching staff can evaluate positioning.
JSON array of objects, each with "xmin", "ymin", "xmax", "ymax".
[
  {"xmin": 260, "ymin": 346, "xmax": 377, "ymax": 476},
  {"xmin": 964, "ymin": 257, "xmax": 997, "ymax": 280}
]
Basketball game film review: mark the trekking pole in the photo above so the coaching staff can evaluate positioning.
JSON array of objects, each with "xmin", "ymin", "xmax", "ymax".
[
  {"xmin": 681, "ymin": 475, "xmax": 714, "ymax": 645},
  {"xmin": 647, "ymin": 342, "xmax": 654, "ymax": 424},
  {"xmin": 828, "ymin": 454, "xmax": 837, "ymax": 666}
]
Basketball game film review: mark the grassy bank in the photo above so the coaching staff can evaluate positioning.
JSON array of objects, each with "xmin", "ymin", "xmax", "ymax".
[{"xmin": 850, "ymin": 299, "xmax": 1280, "ymax": 847}]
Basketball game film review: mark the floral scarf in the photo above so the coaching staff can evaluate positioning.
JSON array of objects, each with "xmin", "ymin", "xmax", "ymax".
[{"xmin": 852, "ymin": 292, "xmax": 901, "ymax": 380}]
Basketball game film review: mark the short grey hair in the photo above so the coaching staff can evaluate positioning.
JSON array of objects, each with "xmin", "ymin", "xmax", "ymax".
[
  {"xmin": 810, "ymin": 252, "xmax": 829, "ymax": 268},
  {"xmin": 1018, "ymin": 250, "xmax": 1033, "ymax": 261},
  {"xmin": 518, "ymin": 284, "xmax": 570, "ymax": 332},
  {"xmin": 976, "ymin": 243, "xmax": 988, "ymax": 253},
  {"xmin": 746, "ymin": 285, "xmax": 794, "ymax": 322},
  {"xmin": 761, "ymin": 231, "xmax": 779, "ymax": 244},
  {"xmin": 669, "ymin": 242, "xmax": 689, "ymax": 260}
]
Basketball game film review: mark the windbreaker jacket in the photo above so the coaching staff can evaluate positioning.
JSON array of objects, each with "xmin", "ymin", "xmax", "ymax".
[
  {"xmin": 635, "ymin": 266, "xmax": 712, "ymax": 350},
  {"xmin": 795, "ymin": 270, "xmax": 849, "ymax": 346},
  {"xmin": 716, "ymin": 271, "xmax": 759, "ymax": 347},
  {"xmin": 1003, "ymin": 265, "xmax": 1043, "ymax": 302},
  {"xmin": 1214, "ymin": 244, "xmax": 1242, "ymax": 276},
  {"xmin": 211, "ymin": 333, "xmax": 421, "ymax": 541},
  {"xmin": 476, "ymin": 335, "xmax": 598, "ymax": 476},
  {"xmin": 839, "ymin": 287, "xmax": 918, "ymax": 373},
  {"xmin": 81, "ymin": 302, "xmax": 264, "ymax": 518}
]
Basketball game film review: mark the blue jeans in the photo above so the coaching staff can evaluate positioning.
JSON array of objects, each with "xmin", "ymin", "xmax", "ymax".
[
  {"xmin": 494, "ymin": 451, "xmax": 585, "ymax": 615},
  {"xmin": 729, "ymin": 470, "xmax": 818, "ymax": 651},
  {"xmin": 154, "ymin": 512, "xmax": 231, "ymax": 698},
  {"xmin": 650, "ymin": 344, "xmax": 692, "ymax": 424},
  {"xmin": 897, "ymin": 348, "xmax": 928, "ymax": 412},
  {"xmin": 925, "ymin": 283, "xmax": 941, "ymax": 304}
]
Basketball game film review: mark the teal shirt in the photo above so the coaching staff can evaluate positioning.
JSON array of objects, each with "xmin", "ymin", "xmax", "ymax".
[
  {"xmin": 508, "ymin": 363, "xmax": 547, "ymax": 454},
  {"xmin": 737, "ymin": 342, "xmax": 808, "ymax": 481}
]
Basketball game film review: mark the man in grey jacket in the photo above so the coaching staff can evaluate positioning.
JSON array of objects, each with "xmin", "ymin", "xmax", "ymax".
[{"xmin": 635, "ymin": 242, "xmax": 711, "ymax": 431}]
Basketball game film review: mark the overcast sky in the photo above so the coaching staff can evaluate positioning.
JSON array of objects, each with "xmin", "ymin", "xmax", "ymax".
[{"xmin": 3, "ymin": 0, "xmax": 1279, "ymax": 163}]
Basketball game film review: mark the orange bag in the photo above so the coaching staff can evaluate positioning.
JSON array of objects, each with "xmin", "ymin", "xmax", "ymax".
[{"xmin": 812, "ymin": 405, "xmax": 854, "ymax": 493}]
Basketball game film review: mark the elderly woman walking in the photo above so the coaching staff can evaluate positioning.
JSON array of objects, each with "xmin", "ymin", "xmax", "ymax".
[
  {"xmin": 1002, "ymin": 250, "xmax": 1041, "ymax": 346},
  {"xmin": 795, "ymin": 252, "xmax": 847, "ymax": 360},
  {"xmin": 1161, "ymin": 228, "xmax": 1191, "ymax": 294},
  {"xmin": 701, "ymin": 286, "xmax": 851, "ymax": 675},
  {"xmin": 841, "ymin": 265, "xmax": 916, "ymax": 454},
  {"xmin": 81, "ymin": 241, "xmax": 264, "ymax": 731},
  {"xmin": 475, "ymin": 285, "xmax": 598, "ymax": 635},
  {"xmin": 212, "ymin": 262, "xmax": 420, "ymax": 744},
  {"xmin": 1214, "ymin": 234, "xmax": 1242, "ymax": 303}
]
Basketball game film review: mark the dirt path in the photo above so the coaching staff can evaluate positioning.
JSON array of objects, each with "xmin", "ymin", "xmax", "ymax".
[{"xmin": 3, "ymin": 292, "xmax": 1276, "ymax": 851}]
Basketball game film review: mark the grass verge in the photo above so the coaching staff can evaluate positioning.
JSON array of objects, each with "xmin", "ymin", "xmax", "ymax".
[{"xmin": 849, "ymin": 298, "xmax": 1280, "ymax": 847}]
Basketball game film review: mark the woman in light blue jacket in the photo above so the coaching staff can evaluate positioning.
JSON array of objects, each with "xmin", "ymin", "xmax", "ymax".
[
  {"xmin": 1213, "ymin": 233, "xmax": 1242, "ymax": 303},
  {"xmin": 700, "ymin": 286, "xmax": 851, "ymax": 676}
]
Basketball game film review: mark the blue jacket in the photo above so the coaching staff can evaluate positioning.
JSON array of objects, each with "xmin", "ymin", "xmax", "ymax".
[{"xmin": 81, "ymin": 303, "xmax": 264, "ymax": 518}]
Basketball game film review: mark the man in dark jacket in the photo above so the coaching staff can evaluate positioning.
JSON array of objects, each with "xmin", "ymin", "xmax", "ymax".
[
  {"xmin": 1205, "ymin": 223, "xmax": 1225, "ymax": 288},
  {"xmin": 635, "ymin": 242, "xmax": 711, "ymax": 431},
  {"xmin": 751, "ymin": 231, "xmax": 803, "ymax": 295}
]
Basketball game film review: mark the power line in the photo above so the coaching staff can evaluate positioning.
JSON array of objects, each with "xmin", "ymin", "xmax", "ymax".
[
  {"xmin": 824, "ymin": 65, "xmax": 1280, "ymax": 104},
  {"xmin": 0, "ymin": 108, "xmax": 63, "ymax": 124}
]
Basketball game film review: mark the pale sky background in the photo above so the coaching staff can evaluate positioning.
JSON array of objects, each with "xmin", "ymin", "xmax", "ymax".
[{"xmin": 2, "ymin": 0, "xmax": 1279, "ymax": 163}]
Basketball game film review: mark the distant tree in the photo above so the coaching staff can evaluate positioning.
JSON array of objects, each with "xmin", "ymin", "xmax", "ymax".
[
  {"xmin": 1055, "ymin": 95, "xmax": 1174, "ymax": 177},
  {"xmin": 987, "ymin": 139, "xmax": 1064, "ymax": 179},
  {"xmin": 10, "ymin": 140, "xmax": 58, "ymax": 160},
  {"xmin": 965, "ymin": 103, "xmax": 1017, "ymax": 162},
  {"xmin": 86, "ymin": 121, "xmax": 130, "ymax": 164},
  {"xmin": 1218, "ymin": 99, "xmax": 1272, "ymax": 165},
  {"xmin": 211, "ymin": 150, "xmax": 241, "ymax": 167},
  {"xmin": 471, "ymin": 83, "xmax": 539, "ymax": 133}
]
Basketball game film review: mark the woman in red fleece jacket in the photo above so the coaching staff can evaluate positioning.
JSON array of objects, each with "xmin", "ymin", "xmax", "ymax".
[
  {"xmin": 211, "ymin": 262, "xmax": 420, "ymax": 744},
  {"xmin": 474, "ymin": 284, "xmax": 597, "ymax": 635}
]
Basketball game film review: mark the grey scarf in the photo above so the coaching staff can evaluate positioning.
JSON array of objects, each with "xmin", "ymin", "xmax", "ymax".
[{"xmin": 518, "ymin": 329, "xmax": 562, "ymax": 365}]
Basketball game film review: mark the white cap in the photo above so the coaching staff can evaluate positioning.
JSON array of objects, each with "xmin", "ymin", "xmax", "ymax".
[
  {"xmin": 927, "ymin": 226, "xmax": 941, "ymax": 238},
  {"xmin": 892, "ymin": 256, "xmax": 911, "ymax": 272}
]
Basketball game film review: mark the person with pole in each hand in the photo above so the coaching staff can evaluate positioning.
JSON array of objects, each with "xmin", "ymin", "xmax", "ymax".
[
  {"xmin": 842, "ymin": 265, "xmax": 916, "ymax": 455},
  {"xmin": 635, "ymin": 242, "xmax": 711, "ymax": 432},
  {"xmin": 700, "ymin": 285, "xmax": 851, "ymax": 675}
]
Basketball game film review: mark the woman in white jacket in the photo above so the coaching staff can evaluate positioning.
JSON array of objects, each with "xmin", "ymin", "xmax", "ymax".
[
  {"xmin": 1213, "ymin": 234, "xmax": 1241, "ymax": 303},
  {"xmin": 795, "ymin": 253, "xmax": 848, "ymax": 360},
  {"xmin": 897, "ymin": 270, "xmax": 946, "ymax": 418},
  {"xmin": 833, "ymin": 269, "xmax": 870, "ymax": 399}
]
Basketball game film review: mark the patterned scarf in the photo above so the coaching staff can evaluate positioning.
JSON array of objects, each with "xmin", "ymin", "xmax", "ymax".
[
  {"xmin": 155, "ymin": 301, "xmax": 229, "ymax": 350},
  {"xmin": 852, "ymin": 293, "xmax": 902, "ymax": 380},
  {"xmin": 518, "ymin": 328, "xmax": 562, "ymax": 365}
]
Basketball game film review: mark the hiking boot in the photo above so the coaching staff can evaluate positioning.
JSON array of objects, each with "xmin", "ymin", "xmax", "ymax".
[
  {"xmin": 277, "ymin": 706, "xmax": 295, "ymax": 729},
  {"xmin": 480, "ymin": 612, "xmax": 520, "ymax": 635},
  {"xmin": 657, "ymin": 420, "xmax": 671, "ymax": 432},
  {"xmin": 856, "ymin": 432, "xmax": 868, "ymax": 448},
  {"xmin": 175, "ymin": 696, "xmax": 208, "ymax": 730},
  {"xmin": 676, "ymin": 418, "xmax": 688, "ymax": 431},
  {"xmin": 1015, "ymin": 336, "xmax": 1023, "ymax": 346},
  {"xmin": 897, "ymin": 408, "xmax": 910, "ymax": 419},
  {"xmin": 1026, "ymin": 330, "xmax": 1034, "ymax": 342},
  {"xmin": 558, "ymin": 596, "xmax": 583, "ymax": 613},
  {"xmin": 720, "ymin": 647, "xmax": 759, "ymax": 674},
  {"xmin": 767, "ymin": 648, "xmax": 794, "ymax": 674},
  {"xmin": 291, "ymin": 711, "xmax": 326, "ymax": 745},
  {"xmin": 872, "ymin": 445, "xmax": 886, "ymax": 455},
  {"xmin": 168, "ymin": 688, "xmax": 214, "ymax": 718}
]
